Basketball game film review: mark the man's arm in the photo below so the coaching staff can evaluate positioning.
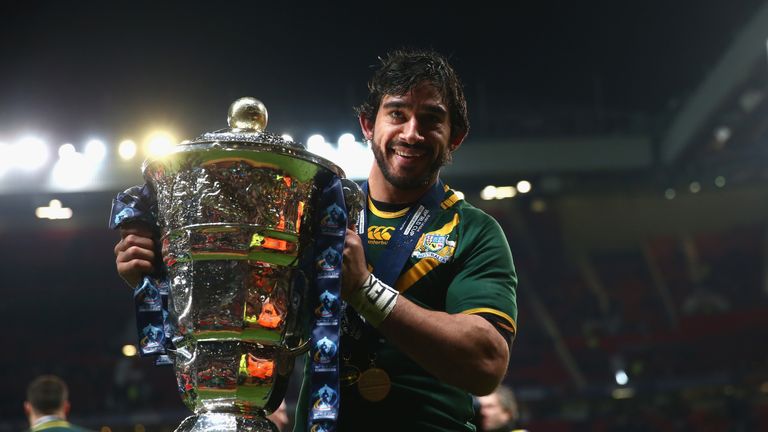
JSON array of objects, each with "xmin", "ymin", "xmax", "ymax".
[
  {"xmin": 381, "ymin": 296, "xmax": 509, "ymax": 395},
  {"xmin": 342, "ymin": 229, "xmax": 510, "ymax": 396}
]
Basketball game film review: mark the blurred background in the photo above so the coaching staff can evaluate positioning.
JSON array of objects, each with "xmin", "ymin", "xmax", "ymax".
[{"xmin": 2, "ymin": 1, "xmax": 768, "ymax": 430}]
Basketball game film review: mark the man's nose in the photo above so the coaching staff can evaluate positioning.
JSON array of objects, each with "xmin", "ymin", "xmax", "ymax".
[{"xmin": 399, "ymin": 117, "xmax": 425, "ymax": 144}]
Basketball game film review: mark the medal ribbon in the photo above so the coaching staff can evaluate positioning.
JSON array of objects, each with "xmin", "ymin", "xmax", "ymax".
[
  {"xmin": 306, "ymin": 176, "xmax": 347, "ymax": 432},
  {"xmin": 341, "ymin": 180, "xmax": 445, "ymax": 402},
  {"xmin": 109, "ymin": 184, "xmax": 173, "ymax": 365},
  {"xmin": 359, "ymin": 180, "xmax": 445, "ymax": 286}
]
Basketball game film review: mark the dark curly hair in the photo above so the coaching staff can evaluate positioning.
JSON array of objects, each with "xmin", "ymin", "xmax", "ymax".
[{"xmin": 356, "ymin": 48, "xmax": 469, "ymax": 140}]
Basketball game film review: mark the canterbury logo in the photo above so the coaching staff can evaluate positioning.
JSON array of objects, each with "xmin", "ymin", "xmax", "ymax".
[{"xmin": 368, "ymin": 226, "xmax": 395, "ymax": 241}]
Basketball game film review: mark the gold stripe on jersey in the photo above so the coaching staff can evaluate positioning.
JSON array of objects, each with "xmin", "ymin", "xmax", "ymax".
[
  {"xmin": 441, "ymin": 193, "xmax": 460, "ymax": 209},
  {"xmin": 368, "ymin": 196, "xmax": 410, "ymax": 218},
  {"xmin": 34, "ymin": 421, "xmax": 71, "ymax": 431},
  {"xmin": 395, "ymin": 213, "xmax": 461, "ymax": 293},
  {"xmin": 395, "ymin": 257, "xmax": 440, "ymax": 293},
  {"xmin": 461, "ymin": 308, "xmax": 518, "ymax": 334}
]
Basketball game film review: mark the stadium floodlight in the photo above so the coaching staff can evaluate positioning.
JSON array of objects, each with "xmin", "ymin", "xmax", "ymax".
[
  {"xmin": 281, "ymin": 134, "xmax": 294, "ymax": 143},
  {"xmin": 58, "ymin": 143, "xmax": 76, "ymax": 159},
  {"xmin": 689, "ymin": 181, "xmax": 701, "ymax": 194},
  {"xmin": 338, "ymin": 133, "xmax": 356, "ymax": 149},
  {"xmin": 122, "ymin": 344, "xmax": 138, "ymax": 357},
  {"xmin": 480, "ymin": 185, "xmax": 517, "ymax": 200},
  {"xmin": 305, "ymin": 133, "xmax": 371, "ymax": 180},
  {"xmin": 615, "ymin": 369, "xmax": 629, "ymax": 386},
  {"xmin": 307, "ymin": 134, "xmax": 333, "ymax": 159},
  {"xmin": 51, "ymin": 150, "xmax": 96, "ymax": 190},
  {"xmin": 495, "ymin": 186, "xmax": 517, "ymax": 199},
  {"xmin": 14, "ymin": 136, "xmax": 49, "ymax": 171},
  {"xmin": 516, "ymin": 180, "xmax": 532, "ymax": 194},
  {"xmin": 35, "ymin": 199, "xmax": 73, "ymax": 220},
  {"xmin": 334, "ymin": 137, "xmax": 372, "ymax": 180},
  {"xmin": 714, "ymin": 176, "xmax": 726, "ymax": 188},
  {"xmin": 84, "ymin": 139, "xmax": 107, "ymax": 163},
  {"xmin": 0, "ymin": 142, "xmax": 8, "ymax": 176},
  {"xmin": 307, "ymin": 134, "xmax": 325, "ymax": 148},
  {"xmin": 480, "ymin": 185, "xmax": 497, "ymax": 201},
  {"xmin": 714, "ymin": 126, "xmax": 731, "ymax": 144},
  {"xmin": 118, "ymin": 139, "xmax": 137, "ymax": 160},
  {"xmin": 145, "ymin": 131, "xmax": 176, "ymax": 157}
]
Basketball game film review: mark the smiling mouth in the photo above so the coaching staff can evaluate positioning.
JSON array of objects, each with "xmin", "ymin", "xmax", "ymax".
[{"xmin": 390, "ymin": 144, "xmax": 429, "ymax": 159}]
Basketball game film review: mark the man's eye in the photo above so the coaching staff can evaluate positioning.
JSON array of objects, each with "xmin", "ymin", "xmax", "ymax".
[{"xmin": 389, "ymin": 111, "xmax": 405, "ymax": 120}]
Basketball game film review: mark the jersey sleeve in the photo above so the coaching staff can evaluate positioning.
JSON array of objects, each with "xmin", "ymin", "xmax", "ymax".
[{"xmin": 445, "ymin": 209, "xmax": 518, "ymax": 340}]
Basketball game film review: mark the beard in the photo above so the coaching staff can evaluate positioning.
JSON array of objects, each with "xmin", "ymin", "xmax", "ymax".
[{"xmin": 371, "ymin": 138, "xmax": 452, "ymax": 191}]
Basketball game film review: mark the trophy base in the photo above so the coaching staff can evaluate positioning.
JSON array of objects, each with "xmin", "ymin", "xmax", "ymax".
[{"xmin": 175, "ymin": 413, "xmax": 279, "ymax": 432}]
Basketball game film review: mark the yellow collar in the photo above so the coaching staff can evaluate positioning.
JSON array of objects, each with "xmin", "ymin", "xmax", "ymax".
[{"xmin": 368, "ymin": 196, "xmax": 410, "ymax": 218}]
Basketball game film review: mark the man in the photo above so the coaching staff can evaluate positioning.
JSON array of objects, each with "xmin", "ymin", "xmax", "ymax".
[
  {"xmin": 24, "ymin": 375, "xmax": 90, "ymax": 432},
  {"xmin": 114, "ymin": 49, "xmax": 518, "ymax": 431},
  {"xmin": 477, "ymin": 385, "xmax": 524, "ymax": 432}
]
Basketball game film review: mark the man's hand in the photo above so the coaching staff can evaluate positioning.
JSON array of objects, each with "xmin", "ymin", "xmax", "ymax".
[
  {"xmin": 341, "ymin": 228, "xmax": 370, "ymax": 299},
  {"xmin": 114, "ymin": 221, "xmax": 156, "ymax": 287}
]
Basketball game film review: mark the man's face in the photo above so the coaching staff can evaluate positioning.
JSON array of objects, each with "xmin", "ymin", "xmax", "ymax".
[
  {"xmin": 370, "ymin": 84, "xmax": 456, "ymax": 191},
  {"xmin": 478, "ymin": 393, "xmax": 510, "ymax": 431}
]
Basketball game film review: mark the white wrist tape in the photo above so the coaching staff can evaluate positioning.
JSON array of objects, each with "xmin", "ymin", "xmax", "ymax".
[{"xmin": 347, "ymin": 273, "xmax": 399, "ymax": 327}]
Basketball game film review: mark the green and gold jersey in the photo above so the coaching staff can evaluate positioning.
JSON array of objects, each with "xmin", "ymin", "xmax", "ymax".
[
  {"xmin": 295, "ymin": 183, "xmax": 518, "ymax": 432},
  {"xmin": 30, "ymin": 419, "xmax": 90, "ymax": 432}
]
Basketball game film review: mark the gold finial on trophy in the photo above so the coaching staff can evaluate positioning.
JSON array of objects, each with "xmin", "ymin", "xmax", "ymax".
[{"xmin": 228, "ymin": 97, "xmax": 268, "ymax": 131}]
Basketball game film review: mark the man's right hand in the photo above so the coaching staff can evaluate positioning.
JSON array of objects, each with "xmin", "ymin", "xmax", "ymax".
[{"xmin": 114, "ymin": 221, "xmax": 156, "ymax": 287}]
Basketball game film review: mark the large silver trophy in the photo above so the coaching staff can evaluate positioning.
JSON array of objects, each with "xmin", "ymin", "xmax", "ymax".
[{"xmin": 142, "ymin": 97, "xmax": 363, "ymax": 431}]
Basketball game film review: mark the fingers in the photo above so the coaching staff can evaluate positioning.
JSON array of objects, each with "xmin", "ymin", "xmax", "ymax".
[
  {"xmin": 119, "ymin": 220, "xmax": 154, "ymax": 239},
  {"xmin": 116, "ymin": 258, "xmax": 155, "ymax": 287},
  {"xmin": 341, "ymin": 229, "xmax": 369, "ymax": 296},
  {"xmin": 115, "ymin": 250, "xmax": 155, "ymax": 287},
  {"xmin": 117, "ymin": 243, "xmax": 155, "ymax": 263},
  {"xmin": 115, "ymin": 233, "xmax": 155, "ymax": 253},
  {"xmin": 114, "ymin": 229, "xmax": 156, "ymax": 288},
  {"xmin": 344, "ymin": 228, "xmax": 362, "ymax": 248}
]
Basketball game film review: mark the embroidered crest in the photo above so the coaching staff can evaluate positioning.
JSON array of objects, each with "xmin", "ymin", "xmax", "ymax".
[
  {"xmin": 412, "ymin": 232, "xmax": 456, "ymax": 263},
  {"xmin": 424, "ymin": 233, "xmax": 446, "ymax": 251}
]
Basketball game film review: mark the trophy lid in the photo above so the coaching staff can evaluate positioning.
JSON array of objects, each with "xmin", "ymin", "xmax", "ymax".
[{"xmin": 173, "ymin": 96, "xmax": 345, "ymax": 177}]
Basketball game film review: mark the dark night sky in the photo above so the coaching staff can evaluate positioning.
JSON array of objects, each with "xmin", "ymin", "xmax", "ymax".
[{"xmin": 1, "ymin": 1, "xmax": 764, "ymax": 145}]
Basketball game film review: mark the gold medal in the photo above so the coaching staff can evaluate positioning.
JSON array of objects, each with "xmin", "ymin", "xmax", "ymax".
[{"xmin": 357, "ymin": 367, "xmax": 391, "ymax": 402}]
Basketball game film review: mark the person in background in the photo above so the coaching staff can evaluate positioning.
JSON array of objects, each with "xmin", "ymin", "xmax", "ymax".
[
  {"xmin": 477, "ymin": 385, "xmax": 526, "ymax": 432},
  {"xmin": 24, "ymin": 375, "xmax": 90, "ymax": 432}
]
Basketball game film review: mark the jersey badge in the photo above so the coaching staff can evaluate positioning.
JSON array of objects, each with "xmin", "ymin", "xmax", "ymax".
[{"xmin": 412, "ymin": 232, "xmax": 456, "ymax": 263}]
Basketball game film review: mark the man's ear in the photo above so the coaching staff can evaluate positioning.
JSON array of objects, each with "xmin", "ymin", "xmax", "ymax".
[
  {"xmin": 359, "ymin": 114, "xmax": 375, "ymax": 141},
  {"xmin": 449, "ymin": 129, "xmax": 467, "ymax": 152},
  {"xmin": 23, "ymin": 401, "xmax": 31, "ymax": 417}
]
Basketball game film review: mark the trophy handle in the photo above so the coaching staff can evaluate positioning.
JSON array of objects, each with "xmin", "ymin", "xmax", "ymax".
[
  {"xmin": 283, "ymin": 338, "xmax": 311, "ymax": 355},
  {"xmin": 340, "ymin": 178, "xmax": 364, "ymax": 229},
  {"xmin": 281, "ymin": 268, "xmax": 312, "ymax": 357}
]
